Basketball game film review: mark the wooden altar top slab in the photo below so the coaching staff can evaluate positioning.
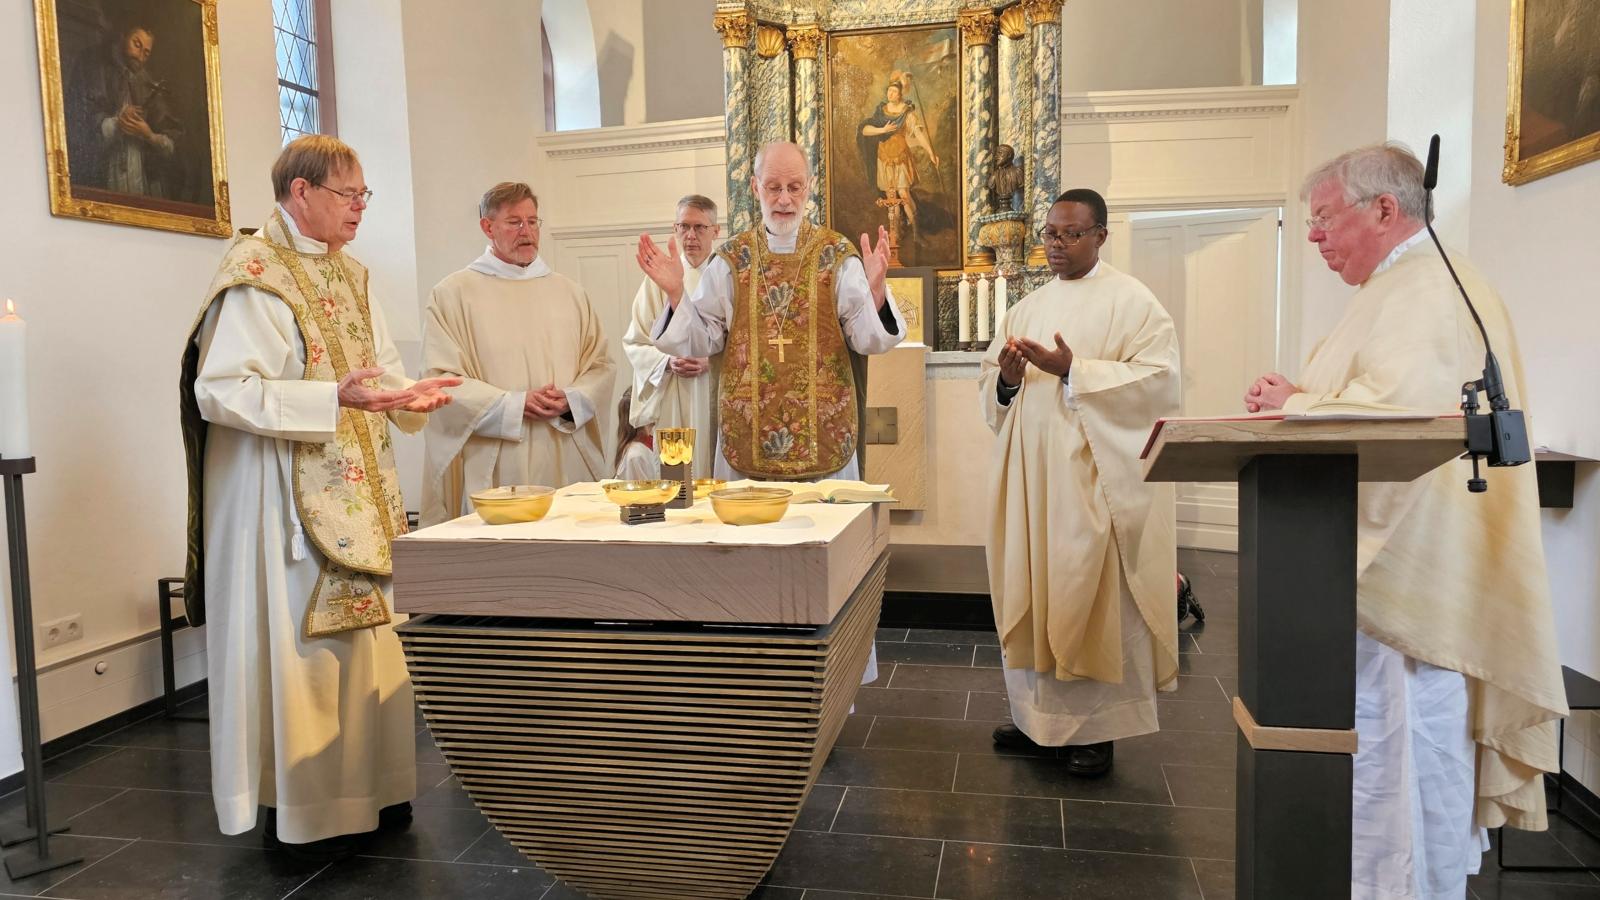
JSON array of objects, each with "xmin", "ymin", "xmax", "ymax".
[
  {"xmin": 393, "ymin": 483, "xmax": 889, "ymax": 626},
  {"xmin": 1142, "ymin": 415, "xmax": 1469, "ymax": 484}
]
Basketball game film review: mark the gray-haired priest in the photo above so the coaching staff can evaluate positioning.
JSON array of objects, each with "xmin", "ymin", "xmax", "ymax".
[
  {"xmin": 419, "ymin": 181, "xmax": 616, "ymax": 526},
  {"xmin": 180, "ymin": 135, "xmax": 460, "ymax": 862},
  {"xmin": 1244, "ymin": 143, "xmax": 1564, "ymax": 897}
]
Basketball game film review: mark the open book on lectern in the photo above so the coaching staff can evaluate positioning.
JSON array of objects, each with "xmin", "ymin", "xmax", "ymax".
[{"xmin": 1140, "ymin": 400, "xmax": 1455, "ymax": 458}]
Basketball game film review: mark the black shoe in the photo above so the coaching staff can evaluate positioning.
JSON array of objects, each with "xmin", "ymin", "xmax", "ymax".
[
  {"xmin": 1064, "ymin": 741, "xmax": 1114, "ymax": 777},
  {"xmin": 1177, "ymin": 574, "xmax": 1205, "ymax": 624},
  {"xmin": 992, "ymin": 724, "xmax": 1046, "ymax": 753},
  {"xmin": 378, "ymin": 801, "xmax": 413, "ymax": 832}
]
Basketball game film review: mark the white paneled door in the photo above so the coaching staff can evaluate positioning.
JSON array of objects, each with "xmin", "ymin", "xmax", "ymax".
[{"xmin": 1130, "ymin": 208, "xmax": 1281, "ymax": 551}]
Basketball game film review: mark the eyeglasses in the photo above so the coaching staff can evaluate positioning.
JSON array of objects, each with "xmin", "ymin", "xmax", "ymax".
[
  {"xmin": 1037, "ymin": 226, "xmax": 1104, "ymax": 246},
  {"xmin": 673, "ymin": 223, "xmax": 717, "ymax": 236},
  {"xmin": 498, "ymin": 218, "xmax": 543, "ymax": 232},
  {"xmin": 1305, "ymin": 197, "xmax": 1372, "ymax": 231},
  {"xmin": 315, "ymin": 184, "xmax": 373, "ymax": 206}
]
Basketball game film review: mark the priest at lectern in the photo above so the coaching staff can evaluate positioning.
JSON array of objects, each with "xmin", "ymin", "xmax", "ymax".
[{"xmin": 1244, "ymin": 143, "xmax": 1565, "ymax": 899}]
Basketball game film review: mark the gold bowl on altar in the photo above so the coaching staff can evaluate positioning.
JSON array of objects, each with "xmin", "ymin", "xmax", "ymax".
[
  {"xmin": 693, "ymin": 478, "xmax": 727, "ymax": 499},
  {"xmin": 469, "ymin": 485, "xmax": 555, "ymax": 525},
  {"xmin": 602, "ymin": 479, "xmax": 680, "ymax": 507},
  {"xmin": 708, "ymin": 487, "xmax": 792, "ymax": 526}
]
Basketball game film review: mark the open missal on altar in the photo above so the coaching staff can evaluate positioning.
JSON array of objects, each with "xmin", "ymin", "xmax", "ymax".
[
  {"xmin": 733, "ymin": 479, "xmax": 898, "ymax": 504},
  {"xmin": 1140, "ymin": 400, "xmax": 1455, "ymax": 459}
]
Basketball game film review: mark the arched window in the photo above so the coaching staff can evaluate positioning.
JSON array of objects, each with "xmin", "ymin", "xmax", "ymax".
[{"xmin": 272, "ymin": 0, "xmax": 337, "ymax": 142}]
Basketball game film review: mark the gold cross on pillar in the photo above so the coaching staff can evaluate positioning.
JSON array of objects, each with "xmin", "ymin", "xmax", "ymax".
[{"xmin": 767, "ymin": 335, "xmax": 794, "ymax": 362}]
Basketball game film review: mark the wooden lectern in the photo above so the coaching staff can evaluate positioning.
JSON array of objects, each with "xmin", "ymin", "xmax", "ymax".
[{"xmin": 1143, "ymin": 416, "xmax": 1467, "ymax": 899}]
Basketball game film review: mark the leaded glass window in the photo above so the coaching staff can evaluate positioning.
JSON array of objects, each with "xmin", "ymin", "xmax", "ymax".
[{"xmin": 273, "ymin": 0, "xmax": 328, "ymax": 142}]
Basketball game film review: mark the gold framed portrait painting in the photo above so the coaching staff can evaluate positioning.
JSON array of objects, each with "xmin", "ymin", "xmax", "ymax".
[
  {"xmin": 34, "ymin": 0, "xmax": 231, "ymax": 236},
  {"xmin": 825, "ymin": 24, "xmax": 964, "ymax": 270},
  {"xmin": 1504, "ymin": 0, "xmax": 1600, "ymax": 185}
]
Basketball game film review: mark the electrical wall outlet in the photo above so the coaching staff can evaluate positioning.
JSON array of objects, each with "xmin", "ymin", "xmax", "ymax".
[{"xmin": 38, "ymin": 615, "xmax": 82, "ymax": 650}]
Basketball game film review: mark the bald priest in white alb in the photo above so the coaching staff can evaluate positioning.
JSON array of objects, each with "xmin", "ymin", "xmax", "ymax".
[
  {"xmin": 1245, "ymin": 143, "xmax": 1563, "ymax": 899},
  {"xmin": 622, "ymin": 193, "xmax": 722, "ymax": 466},
  {"xmin": 980, "ymin": 189, "xmax": 1180, "ymax": 778},
  {"xmin": 420, "ymin": 182, "xmax": 616, "ymax": 526},
  {"xmin": 634, "ymin": 141, "xmax": 906, "ymax": 483}
]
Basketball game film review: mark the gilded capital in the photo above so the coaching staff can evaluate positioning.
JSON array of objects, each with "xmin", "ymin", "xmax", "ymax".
[
  {"xmin": 713, "ymin": 10, "xmax": 754, "ymax": 48},
  {"xmin": 998, "ymin": 5, "xmax": 1027, "ymax": 39},
  {"xmin": 787, "ymin": 24, "xmax": 824, "ymax": 61},
  {"xmin": 1022, "ymin": 0, "xmax": 1065, "ymax": 26},
  {"xmin": 957, "ymin": 8, "xmax": 999, "ymax": 45}
]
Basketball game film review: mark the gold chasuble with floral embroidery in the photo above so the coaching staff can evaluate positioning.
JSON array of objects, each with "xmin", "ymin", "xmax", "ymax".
[
  {"xmin": 717, "ymin": 224, "xmax": 862, "ymax": 479},
  {"xmin": 180, "ymin": 211, "xmax": 405, "ymax": 637}
]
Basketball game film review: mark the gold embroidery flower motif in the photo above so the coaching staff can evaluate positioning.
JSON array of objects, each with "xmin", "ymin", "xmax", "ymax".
[
  {"xmin": 318, "ymin": 295, "xmax": 339, "ymax": 320},
  {"xmin": 308, "ymin": 341, "xmax": 326, "ymax": 367},
  {"xmin": 761, "ymin": 426, "xmax": 795, "ymax": 459},
  {"xmin": 343, "ymin": 462, "xmax": 367, "ymax": 483}
]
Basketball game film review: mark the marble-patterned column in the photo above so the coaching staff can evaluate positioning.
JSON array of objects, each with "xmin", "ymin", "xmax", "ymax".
[
  {"xmin": 788, "ymin": 24, "xmax": 825, "ymax": 225},
  {"xmin": 958, "ymin": 7, "xmax": 998, "ymax": 266},
  {"xmin": 715, "ymin": 9, "xmax": 755, "ymax": 233},
  {"xmin": 1025, "ymin": 0, "xmax": 1064, "ymax": 266},
  {"xmin": 997, "ymin": 6, "xmax": 1031, "ymax": 214},
  {"xmin": 752, "ymin": 26, "xmax": 792, "ymax": 151}
]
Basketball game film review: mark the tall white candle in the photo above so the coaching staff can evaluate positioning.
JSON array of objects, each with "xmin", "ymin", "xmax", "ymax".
[
  {"xmin": 957, "ymin": 276, "xmax": 972, "ymax": 343},
  {"xmin": 994, "ymin": 273, "xmax": 1008, "ymax": 336},
  {"xmin": 976, "ymin": 275, "xmax": 991, "ymax": 342},
  {"xmin": 0, "ymin": 301, "xmax": 28, "ymax": 459}
]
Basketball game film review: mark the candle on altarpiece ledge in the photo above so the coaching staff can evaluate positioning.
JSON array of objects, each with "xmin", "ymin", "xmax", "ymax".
[
  {"xmin": 0, "ymin": 300, "xmax": 28, "ymax": 460},
  {"xmin": 976, "ymin": 275, "xmax": 991, "ymax": 342},
  {"xmin": 994, "ymin": 273, "xmax": 1009, "ymax": 337},
  {"xmin": 957, "ymin": 275, "xmax": 972, "ymax": 344}
]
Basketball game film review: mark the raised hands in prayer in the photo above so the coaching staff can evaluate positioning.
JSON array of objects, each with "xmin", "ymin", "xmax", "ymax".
[
  {"xmin": 859, "ymin": 226, "xmax": 891, "ymax": 308},
  {"xmin": 669, "ymin": 357, "xmax": 709, "ymax": 377},
  {"xmin": 1244, "ymin": 373, "xmax": 1299, "ymax": 413},
  {"xmin": 1015, "ymin": 333, "xmax": 1074, "ymax": 379},
  {"xmin": 524, "ymin": 384, "xmax": 571, "ymax": 420},
  {"xmin": 338, "ymin": 367, "xmax": 460, "ymax": 413},
  {"xmin": 636, "ymin": 234, "xmax": 686, "ymax": 306},
  {"xmin": 997, "ymin": 338, "xmax": 1027, "ymax": 389}
]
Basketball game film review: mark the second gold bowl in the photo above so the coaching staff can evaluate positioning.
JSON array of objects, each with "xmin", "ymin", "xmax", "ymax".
[
  {"xmin": 469, "ymin": 485, "xmax": 555, "ymax": 525},
  {"xmin": 602, "ymin": 479, "xmax": 680, "ymax": 507},
  {"xmin": 708, "ymin": 487, "xmax": 792, "ymax": 526}
]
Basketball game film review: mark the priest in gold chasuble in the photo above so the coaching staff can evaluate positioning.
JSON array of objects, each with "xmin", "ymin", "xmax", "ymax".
[
  {"xmin": 179, "ymin": 137, "xmax": 459, "ymax": 861},
  {"xmin": 636, "ymin": 142, "xmax": 905, "ymax": 482}
]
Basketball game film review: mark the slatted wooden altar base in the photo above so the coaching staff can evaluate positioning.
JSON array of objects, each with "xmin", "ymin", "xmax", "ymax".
[{"xmin": 397, "ymin": 553, "xmax": 886, "ymax": 900}]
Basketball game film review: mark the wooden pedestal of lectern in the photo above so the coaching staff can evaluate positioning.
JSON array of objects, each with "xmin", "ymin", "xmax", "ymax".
[{"xmin": 1143, "ymin": 416, "xmax": 1467, "ymax": 899}]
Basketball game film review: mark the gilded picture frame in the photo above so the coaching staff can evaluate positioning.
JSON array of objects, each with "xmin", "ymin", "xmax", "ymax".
[
  {"xmin": 884, "ymin": 267, "xmax": 935, "ymax": 346},
  {"xmin": 824, "ymin": 22, "xmax": 966, "ymax": 270},
  {"xmin": 34, "ymin": 0, "xmax": 232, "ymax": 237},
  {"xmin": 1503, "ymin": 0, "xmax": 1600, "ymax": 186}
]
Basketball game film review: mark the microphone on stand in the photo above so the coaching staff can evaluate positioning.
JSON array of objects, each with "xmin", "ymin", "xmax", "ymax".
[{"xmin": 1419, "ymin": 134, "xmax": 1531, "ymax": 493}]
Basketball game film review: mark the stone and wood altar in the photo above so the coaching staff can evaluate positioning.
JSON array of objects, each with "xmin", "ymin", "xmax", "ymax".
[{"xmin": 393, "ymin": 487, "xmax": 889, "ymax": 900}]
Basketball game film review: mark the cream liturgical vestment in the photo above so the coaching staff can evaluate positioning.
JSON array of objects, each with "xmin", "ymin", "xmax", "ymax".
[
  {"xmin": 979, "ymin": 263, "xmax": 1181, "ymax": 746},
  {"xmin": 420, "ymin": 249, "xmax": 616, "ymax": 526},
  {"xmin": 1281, "ymin": 235, "xmax": 1564, "ymax": 898},
  {"xmin": 180, "ymin": 208, "xmax": 418, "ymax": 845},
  {"xmin": 624, "ymin": 254, "xmax": 717, "ymax": 465}
]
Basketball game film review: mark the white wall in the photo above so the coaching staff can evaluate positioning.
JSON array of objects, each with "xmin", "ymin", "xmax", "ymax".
[
  {"xmin": 0, "ymin": 0, "xmax": 285, "ymax": 761},
  {"xmin": 587, "ymin": 0, "xmax": 647, "ymax": 127},
  {"xmin": 1062, "ymin": 0, "xmax": 1261, "ymax": 92}
]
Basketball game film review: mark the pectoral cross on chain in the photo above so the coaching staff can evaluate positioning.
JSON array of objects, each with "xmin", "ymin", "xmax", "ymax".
[{"xmin": 767, "ymin": 335, "xmax": 794, "ymax": 363}]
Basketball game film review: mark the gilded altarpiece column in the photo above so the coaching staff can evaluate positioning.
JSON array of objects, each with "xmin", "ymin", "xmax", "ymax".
[
  {"xmin": 958, "ymin": 8, "xmax": 998, "ymax": 265},
  {"xmin": 752, "ymin": 26, "xmax": 793, "ymax": 152},
  {"xmin": 997, "ymin": 7, "xmax": 1031, "ymax": 214},
  {"xmin": 1025, "ymin": 0, "xmax": 1063, "ymax": 265},
  {"xmin": 715, "ymin": 9, "xmax": 756, "ymax": 234},
  {"xmin": 788, "ymin": 24, "xmax": 825, "ymax": 224}
]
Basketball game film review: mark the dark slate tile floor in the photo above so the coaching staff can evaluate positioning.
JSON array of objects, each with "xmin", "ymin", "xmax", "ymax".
[{"xmin": 0, "ymin": 548, "xmax": 1585, "ymax": 898}]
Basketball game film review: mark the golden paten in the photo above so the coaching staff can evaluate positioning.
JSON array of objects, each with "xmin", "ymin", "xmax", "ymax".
[
  {"xmin": 603, "ymin": 480, "xmax": 680, "ymax": 507},
  {"xmin": 469, "ymin": 485, "xmax": 555, "ymax": 525},
  {"xmin": 709, "ymin": 487, "xmax": 792, "ymax": 526}
]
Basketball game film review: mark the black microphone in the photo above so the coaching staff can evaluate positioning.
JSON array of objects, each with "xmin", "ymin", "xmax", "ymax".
[{"xmin": 1418, "ymin": 134, "xmax": 1530, "ymax": 492}]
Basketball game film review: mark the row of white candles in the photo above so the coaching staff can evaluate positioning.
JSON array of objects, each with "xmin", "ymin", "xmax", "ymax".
[
  {"xmin": 956, "ymin": 273, "xmax": 1008, "ymax": 344},
  {"xmin": 0, "ymin": 301, "xmax": 25, "ymax": 459}
]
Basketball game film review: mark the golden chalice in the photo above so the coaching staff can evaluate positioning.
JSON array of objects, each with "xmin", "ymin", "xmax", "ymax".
[{"xmin": 657, "ymin": 427, "xmax": 696, "ymax": 508}]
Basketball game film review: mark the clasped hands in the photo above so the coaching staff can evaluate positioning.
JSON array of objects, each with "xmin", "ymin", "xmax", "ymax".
[
  {"xmin": 997, "ymin": 333, "xmax": 1074, "ymax": 388},
  {"xmin": 337, "ymin": 368, "xmax": 460, "ymax": 413},
  {"xmin": 524, "ymin": 384, "xmax": 571, "ymax": 420},
  {"xmin": 1243, "ymin": 373, "xmax": 1300, "ymax": 413},
  {"xmin": 668, "ymin": 357, "xmax": 709, "ymax": 377}
]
